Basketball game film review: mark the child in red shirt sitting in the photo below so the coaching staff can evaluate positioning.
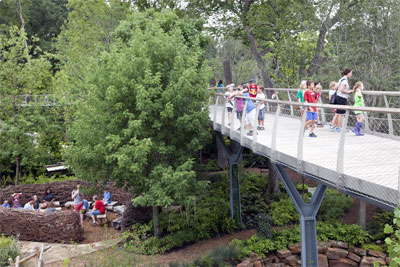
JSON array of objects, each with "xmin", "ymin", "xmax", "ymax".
[{"xmin": 90, "ymin": 195, "xmax": 105, "ymax": 226}]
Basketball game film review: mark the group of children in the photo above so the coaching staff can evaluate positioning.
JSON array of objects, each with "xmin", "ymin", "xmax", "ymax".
[
  {"xmin": 1, "ymin": 188, "xmax": 56, "ymax": 212},
  {"xmin": 297, "ymin": 68, "xmax": 366, "ymax": 137},
  {"xmin": 221, "ymin": 68, "xmax": 366, "ymax": 138},
  {"xmin": 224, "ymin": 78, "xmax": 266, "ymax": 136},
  {"xmin": 71, "ymin": 183, "xmax": 111, "ymax": 227},
  {"xmin": 1, "ymin": 183, "xmax": 112, "ymax": 228}
]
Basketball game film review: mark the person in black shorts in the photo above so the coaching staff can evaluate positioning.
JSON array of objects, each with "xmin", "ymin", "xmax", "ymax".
[{"xmin": 335, "ymin": 68, "xmax": 354, "ymax": 131}]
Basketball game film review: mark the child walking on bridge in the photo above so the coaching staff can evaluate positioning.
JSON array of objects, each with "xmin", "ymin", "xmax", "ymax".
[
  {"xmin": 297, "ymin": 80, "xmax": 307, "ymax": 119},
  {"xmin": 303, "ymin": 80, "xmax": 318, "ymax": 137},
  {"xmin": 352, "ymin": 82, "xmax": 366, "ymax": 136}
]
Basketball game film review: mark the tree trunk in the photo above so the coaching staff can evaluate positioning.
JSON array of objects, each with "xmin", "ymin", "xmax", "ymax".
[
  {"xmin": 15, "ymin": 155, "xmax": 20, "ymax": 186},
  {"xmin": 246, "ymin": 25, "xmax": 274, "ymax": 91},
  {"xmin": 223, "ymin": 60, "xmax": 232, "ymax": 85},
  {"xmin": 153, "ymin": 206, "xmax": 161, "ymax": 238},
  {"xmin": 266, "ymin": 159, "xmax": 279, "ymax": 195},
  {"xmin": 209, "ymin": 77, "xmax": 216, "ymax": 87},
  {"xmin": 17, "ymin": 0, "xmax": 30, "ymax": 64},
  {"xmin": 216, "ymin": 135, "xmax": 228, "ymax": 168}
]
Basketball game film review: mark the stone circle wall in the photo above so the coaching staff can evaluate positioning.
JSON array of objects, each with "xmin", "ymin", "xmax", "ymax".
[{"xmin": 237, "ymin": 240, "xmax": 390, "ymax": 267}]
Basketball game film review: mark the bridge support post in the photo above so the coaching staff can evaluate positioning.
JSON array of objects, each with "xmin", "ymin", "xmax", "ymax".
[
  {"xmin": 215, "ymin": 131, "xmax": 244, "ymax": 223},
  {"xmin": 272, "ymin": 163, "xmax": 327, "ymax": 267}
]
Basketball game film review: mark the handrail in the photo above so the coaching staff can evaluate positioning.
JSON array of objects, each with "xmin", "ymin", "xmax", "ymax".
[
  {"xmin": 209, "ymin": 87, "xmax": 400, "ymax": 97},
  {"xmin": 215, "ymin": 93, "xmax": 400, "ymax": 114}
]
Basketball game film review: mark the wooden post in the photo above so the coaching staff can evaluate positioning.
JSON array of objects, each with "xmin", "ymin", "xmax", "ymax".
[
  {"xmin": 38, "ymin": 244, "xmax": 44, "ymax": 267},
  {"xmin": 8, "ymin": 258, "xmax": 15, "ymax": 267},
  {"xmin": 15, "ymin": 256, "xmax": 20, "ymax": 267}
]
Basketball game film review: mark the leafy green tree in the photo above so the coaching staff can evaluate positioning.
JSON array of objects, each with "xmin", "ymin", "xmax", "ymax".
[
  {"xmin": 63, "ymin": 10, "xmax": 211, "ymax": 237},
  {"xmin": 56, "ymin": 0, "xmax": 131, "ymax": 98},
  {"xmin": 0, "ymin": 0, "xmax": 68, "ymax": 54},
  {"xmin": 0, "ymin": 26, "xmax": 56, "ymax": 185}
]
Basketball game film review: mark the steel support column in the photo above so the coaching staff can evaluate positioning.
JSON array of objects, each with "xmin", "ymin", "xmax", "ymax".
[
  {"xmin": 272, "ymin": 163, "xmax": 327, "ymax": 267},
  {"xmin": 215, "ymin": 131, "xmax": 244, "ymax": 222}
]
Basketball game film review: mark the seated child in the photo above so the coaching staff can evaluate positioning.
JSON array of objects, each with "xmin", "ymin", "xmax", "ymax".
[
  {"xmin": 12, "ymin": 193, "xmax": 22, "ymax": 208},
  {"xmin": 33, "ymin": 195, "xmax": 41, "ymax": 210},
  {"xmin": 81, "ymin": 199, "xmax": 90, "ymax": 219},
  {"xmin": 24, "ymin": 198, "xmax": 34, "ymax": 210},
  {"xmin": 102, "ymin": 190, "xmax": 111, "ymax": 205},
  {"xmin": 1, "ymin": 200, "xmax": 10, "ymax": 208},
  {"xmin": 43, "ymin": 187, "xmax": 55, "ymax": 207},
  {"xmin": 91, "ymin": 195, "xmax": 105, "ymax": 226}
]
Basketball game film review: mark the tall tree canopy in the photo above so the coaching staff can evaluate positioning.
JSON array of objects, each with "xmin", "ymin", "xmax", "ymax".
[
  {"xmin": 0, "ymin": 27, "xmax": 59, "ymax": 184},
  {"xmin": 63, "ymin": 10, "xmax": 211, "ymax": 236}
]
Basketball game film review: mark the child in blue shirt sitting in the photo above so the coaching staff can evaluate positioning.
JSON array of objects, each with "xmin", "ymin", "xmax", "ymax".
[
  {"xmin": 102, "ymin": 190, "xmax": 111, "ymax": 204},
  {"xmin": 2, "ymin": 200, "xmax": 10, "ymax": 208}
]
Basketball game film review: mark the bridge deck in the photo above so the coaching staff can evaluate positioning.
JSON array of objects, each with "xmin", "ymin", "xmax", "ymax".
[{"xmin": 210, "ymin": 105, "xmax": 400, "ymax": 209}]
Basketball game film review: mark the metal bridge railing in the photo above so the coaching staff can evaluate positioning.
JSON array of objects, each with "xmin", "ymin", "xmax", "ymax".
[
  {"xmin": 0, "ymin": 95, "xmax": 58, "ymax": 107},
  {"xmin": 210, "ymin": 91, "xmax": 400, "ymax": 209}
]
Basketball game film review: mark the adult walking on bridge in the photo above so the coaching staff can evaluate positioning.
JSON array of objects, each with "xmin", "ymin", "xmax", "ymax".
[{"xmin": 335, "ymin": 68, "xmax": 354, "ymax": 131}]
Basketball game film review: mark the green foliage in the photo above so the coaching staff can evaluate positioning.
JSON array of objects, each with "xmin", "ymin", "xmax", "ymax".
[
  {"xmin": 269, "ymin": 197, "xmax": 299, "ymax": 226},
  {"xmin": 296, "ymin": 183, "xmax": 308, "ymax": 192},
  {"xmin": 317, "ymin": 222, "xmax": 370, "ymax": 246},
  {"xmin": 384, "ymin": 208, "xmax": 400, "ymax": 266},
  {"xmin": 20, "ymin": 174, "xmax": 75, "ymax": 185},
  {"xmin": 0, "ymin": 26, "xmax": 61, "ymax": 184},
  {"xmin": 256, "ymin": 213, "xmax": 273, "ymax": 239},
  {"xmin": 270, "ymin": 189, "xmax": 353, "ymax": 226},
  {"xmin": 232, "ymin": 226, "xmax": 300, "ymax": 258},
  {"xmin": 367, "ymin": 209, "xmax": 394, "ymax": 240},
  {"xmin": 0, "ymin": 234, "xmax": 20, "ymax": 266},
  {"xmin": 362, "ymin": 243, "xmax": 386, "ymax": 253},
  {"xmin": 123, "ymin": 172, "xmax": 239, "ymax": 254},
  {"xmin": 240, "ymin": 171, "xmax": 268, "ymax": 228},
  {"xmin": 318, "ymin": 189, "xmax": 352, "ymax": 222},
  {"xmin": 194, "ymin": 159, "xmax": 221, "ymax": 172},
  {"xmin": 234, "ymin": 222, "xmax": 370, "ymax": 258},
  {"xmin": 62, "ymin": 9, "xmax": 211, "ymax": 236},
  {"xmin": 191, "ymin": 244, "xmax": 242, "ymax": 267}
]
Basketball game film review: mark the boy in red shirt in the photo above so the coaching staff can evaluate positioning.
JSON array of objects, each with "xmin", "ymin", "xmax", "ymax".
[
  {"xmin": 249, "ymin": 78, "xmax": 258, "ymax": 98},
  {"xmin": 303, "ymin": 80, "xmax": 318, "ymax": 137},
  {"xmin": 90, "ymin": 195, "xmax": 105, "ymax": 226}
]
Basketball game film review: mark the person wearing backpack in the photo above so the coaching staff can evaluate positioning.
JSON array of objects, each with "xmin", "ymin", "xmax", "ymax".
[
  {"xmin": 335, "ymin": 68, "xmax": 354, "ymax": 132},
  {"xmin": 328, "ymin": 81, "xmax": 339, "ymax": 131}
]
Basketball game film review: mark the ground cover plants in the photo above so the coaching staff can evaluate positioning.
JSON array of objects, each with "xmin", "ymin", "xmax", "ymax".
[{"xmin": 0, "ymin": 234, "xmax": 20, "ymax": 266}]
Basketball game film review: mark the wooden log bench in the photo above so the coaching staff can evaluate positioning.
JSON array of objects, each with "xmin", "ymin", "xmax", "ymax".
[{"xmin": 96, "ymin": 211, "xmax": 108, "ymax": 225}]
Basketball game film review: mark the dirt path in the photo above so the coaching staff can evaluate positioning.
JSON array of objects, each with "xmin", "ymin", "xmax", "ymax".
[{"xmin": 47, "ymin": 229, "xmax": 256, "ymax": 266}]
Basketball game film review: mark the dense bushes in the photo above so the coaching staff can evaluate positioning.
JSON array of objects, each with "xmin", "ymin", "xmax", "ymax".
[
  {"xmin": 123, "ymin": 173, "xmax": 238, "ymax": 254},
  {"xmin": 0, "ymin": 234, "xmax": 20, "ymax": 266},
  {"xmin": 269, "ymin": 189, "xmax": 353, "ymax": 226},
  {"xmin": 240, "ymin": 171, "xmax": 268, "ymax": 228},
  {"xmin": 233, "ymin": 222, "xmax": 370, "ymax": 258},
  {"xmin": 318, "ymin": 189, "xmax": 353, "ymax": 222}
]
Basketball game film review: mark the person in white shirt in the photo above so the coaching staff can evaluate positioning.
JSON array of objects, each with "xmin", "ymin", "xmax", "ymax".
[
  {"xmin": 256, "ymin": 86, "xmax": 266, "ymax": 130},
  {"xmin": 24, "ymin": 198, "xmax": 34, "ymax": 210},
  {"xmin": 224, "ymin": 84, "xmax": 235, "ymax": 125}
]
